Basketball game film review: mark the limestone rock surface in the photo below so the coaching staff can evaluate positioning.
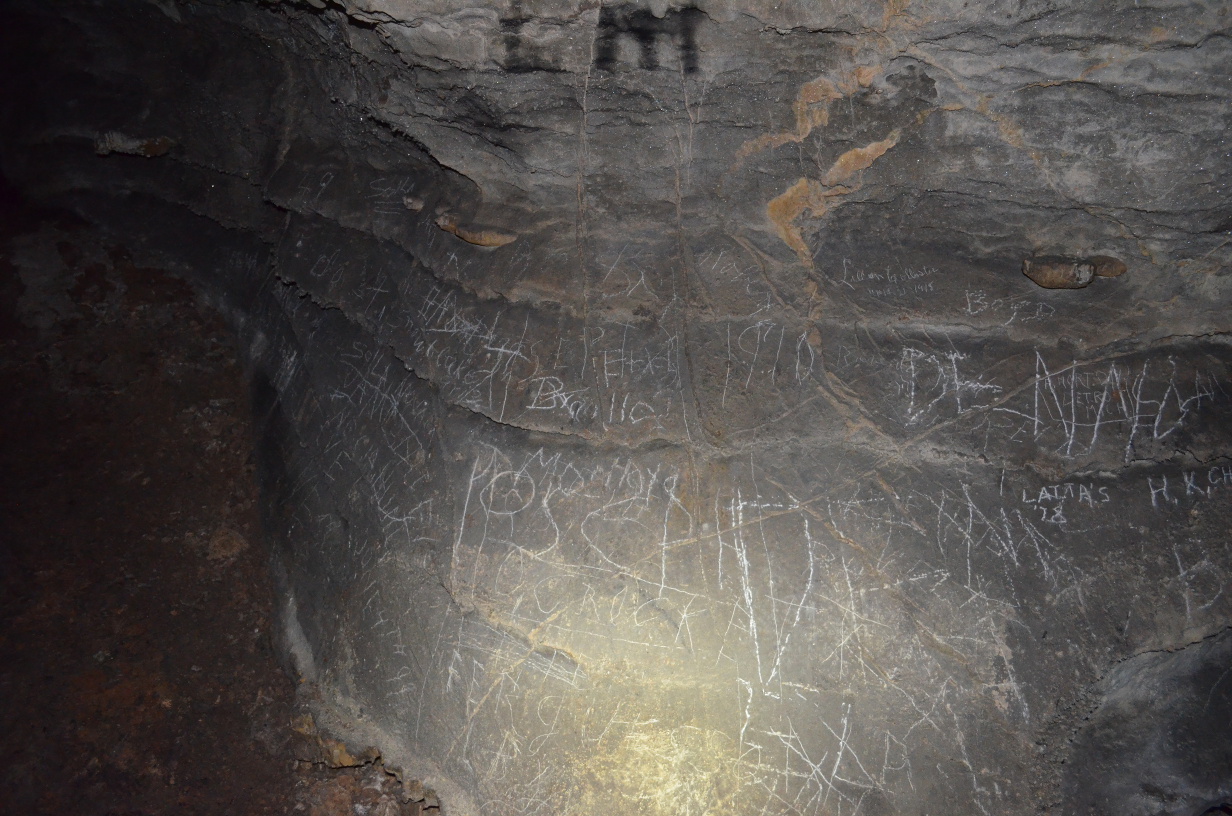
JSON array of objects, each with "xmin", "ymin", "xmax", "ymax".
[{"xmin": 2, "ymin": 1, "xmax": 1230, "ymax": 814}]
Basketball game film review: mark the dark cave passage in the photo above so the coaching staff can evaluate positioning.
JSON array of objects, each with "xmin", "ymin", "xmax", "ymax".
[{"xmin": 0, "ymin": 188, "xmax": 438, "ymax": 814}]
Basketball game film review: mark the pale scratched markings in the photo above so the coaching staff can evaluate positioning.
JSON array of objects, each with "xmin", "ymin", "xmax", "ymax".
[
  {"xmin": 599, "ymin": 242, "xmax": 658, "ymax": 300},
  {"xmin": 722, "ymin": 477, "xmax": 1034, "ymax": 812},
  {"xmin": 765, "ymin": 519, "xmax": 816, "ymax": 686},
  {"xmin": 896, "ymin": 346, "xmax": 1002, "ymax": 427},
  {"xmin": 1000, "ymin": 351, "xmax": 1220, "ymax": 461},
  {"xmin": 946, "ymin": 701, "xmax": 992, "ymax": 816},
  {"xmin": 886, "ymin": 342, "xmax": 1224, "ymax": 462},
  {"xmin": 1150, "ymin": 464, "xmax": 1232, "ymax": 510},
  {"xmin": 771, "ymin": 323, "xmax": 786, "ymax": 389},
  {"xmin": 456, "ymin": 445, "xmax": 704, "ymax": 657},
  {"xmin": 451, "ymin": 453, "xmax": 486, "ymax": 603},
  {"xmin": 292, "ymin": 169, "xmax": 334, "ymax": 208},
  {"xmin": 447, "ymin": 609, "xmax": 571, "ymax": 764},
  {"xmin": 984, "ymin": 616, "xmax": 1030, "ymax": 723},
  {"xmin": 732, "ymin": 488, "xmax": 765, "ymax": 685},
  {"xmin": 364, "ymin": 175, "xmax": 417, "ymax": 216},
  {"xmin": 920, "ymin": 483, "xmax": 1080, "ymax": 598},
  {"xmin": 749, "ymin": 462, "xmax": 783, "ymax": 689},
  {"xmin": 417, "ymin": 282, "xmax": 682, "ymax": 430},
  {"xmin": 338, "ymin": 354, "xmax": 428, "ymax": 462},
  {"xmin": 749, "ymin": 706, "xmax": 885, "ymax": 815},
  {"xmin": 796, "ymin": 330, "xmax": 817, "ymax": 383},
  {"xmin": 741, "ymin": 321, "xmax": 767, "ymax": 390},
  {"xmin": 722, "ymin": 323, "xmax": 732, "ymax": 409},
  {"xmin": 706, "ymin": 481, "xmax": 922, "ymax": 814},
  {"xmin": 413, "ymin": 601, "xmax": 457, "ymax": 740},
  {"xmin": 811, "ymin": 503, "xmax": 897, "ymax": 684},
  {"xmin": 964, "ymin": 288, "xmax": 1056, "ymax": 327},
  {"xmin": 1171, "ymin": 543, "xmax": 1227, "ymax": 624},
  {"xmin": 431, "ymin": 406, "xmax": 1153, "ymax": 813},
  {"xmin": 726, "ymin": 318, "xmax": 821, "ymax": 398}
]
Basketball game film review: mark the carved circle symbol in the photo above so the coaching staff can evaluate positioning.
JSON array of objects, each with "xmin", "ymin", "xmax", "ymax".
[{"xmin": 483, "ymin": 471, "xmax": 536, "ymax": 515}]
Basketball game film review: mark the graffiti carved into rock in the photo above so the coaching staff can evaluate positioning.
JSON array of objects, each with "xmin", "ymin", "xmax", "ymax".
[{"xmin": 2, "ymin": 0, "xmax": 1230, "ymax": 813}]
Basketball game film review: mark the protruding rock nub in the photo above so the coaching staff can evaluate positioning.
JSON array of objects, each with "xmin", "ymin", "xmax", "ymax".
[
  {"xmin": 1023, "ymin": 257, "xmax": 1095, "ymax": 289},
  {"xmin": 1089, "ymin": 255, "xmax": 1127, "ymax": 278}
]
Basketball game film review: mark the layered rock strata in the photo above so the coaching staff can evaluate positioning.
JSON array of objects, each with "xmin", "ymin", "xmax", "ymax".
[{"xmin": 2, "ymin": 1, "xmax": 1230, "ymax": 813}]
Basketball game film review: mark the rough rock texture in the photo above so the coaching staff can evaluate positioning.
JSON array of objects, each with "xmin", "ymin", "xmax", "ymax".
[{"xmin": 2, "ymin": 1, "xmax": 1230, "ymax": 814}]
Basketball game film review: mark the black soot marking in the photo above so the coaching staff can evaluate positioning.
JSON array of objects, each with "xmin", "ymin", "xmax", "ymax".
[
  {"xmin": 595, "ymin": 4, "xmax": 702, "ymax": 73},
  {"xmin": 500, "ymin": 2, "xmax": 564, "ymax": 73}
]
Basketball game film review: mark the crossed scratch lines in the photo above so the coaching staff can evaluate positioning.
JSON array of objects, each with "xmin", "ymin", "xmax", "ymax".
[
  {"xmin": 737, "ymin": 674, "xmax": 974, "ymax": 816},
  {"xmin": 433, "ymin": 461, "xmax": 1025, "ymax": 814},
  {"xmin": 449, "ymin": 444, "xmax": 705, "ymax": 648},
  {"xmin": 895, "ymin": 347, "xmax": 1223, "ymax": 461},
  {"xmin": 445, "ymin": 440, "xmax": 1056, "ymax": 692},
  {"xmin": 713, "ymin": 481, "xmax": 1033, "ymax": 695},
  {"xmin": 1009, "ymin": 352, "xmax": 1221, "ymax": 462},
  {"xmin": 598, "ymin": 242, "xmax": 658, "ymax": 300},
  {"xmin": 312, "ymin": 351, "xmax": 442, "ymax": 544},
  {"xmin": 896, "ymin": 346, "xmax": 1002, "ymax": 424},
  {"xmin": 256, "ymin": 327, "xmax": 444, "ymax": 553},
  {"xmin": 413, "ymin": 283, "xmax": 682, "ymax": 427},
  {"xmin": 699, "ymin": 474, "xmax": 1044, "ymax": 810},
  {"xmin": 713, "ymin": 499, "xmax": 893, "ymax": 696},
  {"xmin": 415, "ymin": 286, "xmax": 535, "ymax": 422},
  {"xmin": 720, "ymin": 318, "xmax": 819, "ymax": 409},
  {"xmin": 923, "ymin": 483, "xmax": 1083, "ymax": 602},
  {"xmin": 442, "ymin": 609, "xmax": 585, "ymax": 764},
  {"xmin": 744, "ymin": 705, "xmax": 886, "ymax": 816},
  {"xmin": 445, "ymin": 446, "xmax": 993, "ymax": 722},
  {"xmin": 709, "ymin": 489, "xmax": 953, "ymax": 810},
  {"xmin": 1171, "ymin": 541, "xmax": 1228, "ymax": 625},
  {"xmin": 332, "ymin": 351, "xmax": 433, "ymax": 458},
  {"xmin": 656, "ymin": 350, "xmax": 1227, "ymax": 562}
]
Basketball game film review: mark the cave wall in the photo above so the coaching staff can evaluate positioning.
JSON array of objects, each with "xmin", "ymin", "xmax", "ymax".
[{"xmin": 2, "ymin": 1, "xmax": 1231, "ymax": 814}]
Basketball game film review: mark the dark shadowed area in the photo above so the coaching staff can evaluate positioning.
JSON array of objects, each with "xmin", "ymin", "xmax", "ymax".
[{"xmin": 0, "ymin": 184, "xmax": 433, "ymax": 815}]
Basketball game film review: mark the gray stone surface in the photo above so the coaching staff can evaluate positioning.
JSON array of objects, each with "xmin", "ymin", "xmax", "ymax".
[
  {"xmin": 1065, "ymin": 629, "xmax": 1232, "ymax": 816},
  {"xmin": 2, "ymin": 1, "xmax": 1230, "ymax": 813}
]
